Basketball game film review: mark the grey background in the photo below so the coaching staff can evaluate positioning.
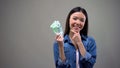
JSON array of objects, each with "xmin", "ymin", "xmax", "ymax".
[{"xmin": 0, "ymin": 0, "xmax": 120, "ymax": 68}]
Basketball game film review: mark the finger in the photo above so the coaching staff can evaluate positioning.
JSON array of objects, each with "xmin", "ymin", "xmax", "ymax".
[
  {"xmin": 57, "ymin": 35, "xmax": 63, "ymax": 40},
  {"xmin": 55, "ymin": 35, "xmax": 58, "ymax": 39},
  {"xmin": 72, "ymin": 33, "xmax": 77, "ymax": 40},
  {"xmin": 58, "ymin": 35, "xmax": 61, "ymax": 39},
  {"xmin": 72, "ymin": 35, "xmax": 75, "ymax": 40},
  {"xmin": 55, "ymin": 34, "xmax": 60, "ymax": 39},
  {"xmin": 70, "ymin": 30, "xmax": 77, "ymax": 34}
]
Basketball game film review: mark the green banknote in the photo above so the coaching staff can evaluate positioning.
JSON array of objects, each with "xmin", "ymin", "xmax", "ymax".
[{"xmin": 50, "ymin": 20, "xmax": 63, "ymax": 36}]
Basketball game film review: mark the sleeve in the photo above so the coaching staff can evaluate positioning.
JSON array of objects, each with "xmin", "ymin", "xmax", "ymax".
[
  {"xmin": 53, "ymin": 41, "xmax": 70, "ymax": 68},
  {"xmin": 80, "ymin": 37, "xmax": 97, "ymax": 68}
]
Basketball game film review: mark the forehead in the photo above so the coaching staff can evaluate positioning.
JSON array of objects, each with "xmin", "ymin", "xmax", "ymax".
[{"xmin": 71, "ymin": 12, "xmax": 86, "ymax": 19}]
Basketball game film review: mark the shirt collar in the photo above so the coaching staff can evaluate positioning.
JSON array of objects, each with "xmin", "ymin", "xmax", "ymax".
[
  {"xmin": 64, "ymin": 35, "xmax": 71, "ymax": 43},
  {"xmin": 64, "ymin": 34, "xmax": 87, "ymax": 43}
]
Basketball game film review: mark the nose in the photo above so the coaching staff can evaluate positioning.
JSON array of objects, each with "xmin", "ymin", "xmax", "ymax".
[
  {"xmin": 74, "ymin": 22, "xmax": 80, "ymax": 27},
  {"xmin": 75, "ymin": 20, "xmax": 80, "ymax": 25},
  {"xmin": 73, "ymin": 19, "xmax": 82, "ymax": 28}
]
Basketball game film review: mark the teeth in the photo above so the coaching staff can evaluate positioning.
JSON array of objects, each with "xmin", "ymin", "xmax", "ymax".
[{"xmin": 73, "ymin": 24, "xmax": 80, "ymax": 28}]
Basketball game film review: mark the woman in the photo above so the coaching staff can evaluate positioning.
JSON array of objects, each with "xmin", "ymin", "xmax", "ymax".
[{"xmin": 53, "ymin": 7, "xmax": 97, "ymax": 68}]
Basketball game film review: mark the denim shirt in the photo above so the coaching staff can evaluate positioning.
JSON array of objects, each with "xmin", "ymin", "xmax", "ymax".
[{"xmin": 53, "ymin": 34, "xmax": 97, "ymax": 68}]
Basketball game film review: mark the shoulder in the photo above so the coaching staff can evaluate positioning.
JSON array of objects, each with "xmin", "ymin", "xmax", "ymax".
[
  {"xmin": 87, "ymin": 36, "xmax": 96, "ymax": 42},
  {"xmin": 86, "ymin": 36, "xmax": 96, "ymax": 46},
  {"xmin": 82, "ymin": 34, "xmax": 96, "ymax": 43},
  {"xmin": 85, "ymin": 36, "xmax": 97, "ymax": 53}
]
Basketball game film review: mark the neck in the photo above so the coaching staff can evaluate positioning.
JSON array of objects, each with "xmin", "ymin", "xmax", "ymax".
[{"xmin": 69, "ymin": 31, "xmax": 73, "ymax": 39}]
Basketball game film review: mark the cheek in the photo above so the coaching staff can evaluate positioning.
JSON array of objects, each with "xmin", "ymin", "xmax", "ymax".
[
  {"xmin": 83, "ymin": 22, "xmax": 86, "ymax": 26},
  {"xmin": 81, "ymin": 23, "xmax": 85, "ymax": 29},
  {"xmin": 82, "ymin": 23, "xmax": 85, "ymax": 26},
  {"xmin": 69, "ymin": 19, "xmax": 73, "ymax": 24},
  {"xmin": 69, "ymin": 22, "xmax": 74, "ymax": 29},
  {"xmin": 69, "ymin": 22, "xmax": 72, "ymax": 28},
  {"xmin": 69, "ymin": 19, "xmax": 73, "ymax": 27}
]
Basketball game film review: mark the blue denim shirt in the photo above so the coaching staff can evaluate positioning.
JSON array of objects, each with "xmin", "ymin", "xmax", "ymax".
[{"xmin": 53, "ymin": 34, "xmax": 97, "ymax": 68}]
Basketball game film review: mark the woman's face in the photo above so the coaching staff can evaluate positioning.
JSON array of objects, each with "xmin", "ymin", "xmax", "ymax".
[{"xmin": 69, "ymin": 11, "xmax": 86, "ymax": 33}]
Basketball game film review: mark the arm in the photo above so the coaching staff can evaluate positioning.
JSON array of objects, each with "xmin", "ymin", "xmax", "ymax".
[
  {"xmin": 70, "ymin": 30, "xmax": 97, "ymax": 67},
  {"xmin": 53, "ymin": 35, "xmax": 70, "ymax": 68},
  {"xmin": 80, "ymin": 37, "xmax": 97, "ymax": 68}
]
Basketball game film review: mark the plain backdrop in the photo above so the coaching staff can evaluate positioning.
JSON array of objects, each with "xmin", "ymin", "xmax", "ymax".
[{"xmin": 0, "ymin": 0, "xmax": 120, "ymax": 68}]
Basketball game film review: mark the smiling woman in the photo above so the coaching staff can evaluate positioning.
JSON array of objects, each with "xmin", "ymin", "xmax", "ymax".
[
  {"xmin": 69, "ymin": 12, "xmax": 86, "ymax": 33},
  {"xmin": 53, "ymin": 7, "xmax": 97, "ymax": 68}
]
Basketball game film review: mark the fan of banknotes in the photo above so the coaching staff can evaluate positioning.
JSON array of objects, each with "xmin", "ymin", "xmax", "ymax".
[{"xmin": 50, "ymin": 20, "xmax": 63, "ymax": 36}]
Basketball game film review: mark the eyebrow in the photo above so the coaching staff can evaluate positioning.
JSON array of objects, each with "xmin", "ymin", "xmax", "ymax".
[
  {"xmin": 73, "ymin": 16, "xmax": 85, "ymax": 20},
  {"xmin": 73, "ymin": 16, "xmax": 84, "ymax": 19}
]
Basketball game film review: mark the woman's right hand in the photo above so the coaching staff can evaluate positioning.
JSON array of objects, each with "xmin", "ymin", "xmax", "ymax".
[{"xmin": 55, "ymin": 34, "xmax": 64, "ymax": 46}]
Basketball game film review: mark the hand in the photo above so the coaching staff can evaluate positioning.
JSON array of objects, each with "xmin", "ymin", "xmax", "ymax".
[
  {"xmin": 71, "ymin": 30, "xmax": 82, "ymax": 45},
  {"xmin": 55, "ymin": 34, "xmax": 64, "ymax": 46}
]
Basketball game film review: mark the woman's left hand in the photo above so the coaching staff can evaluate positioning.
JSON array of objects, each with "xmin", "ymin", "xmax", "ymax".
[{"xmin": 71, "ymin": 30, "xmax": 82, "ymax": 45}]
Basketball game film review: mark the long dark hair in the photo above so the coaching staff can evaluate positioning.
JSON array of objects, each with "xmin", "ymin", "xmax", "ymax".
[{"xmin": 64, "ymin": 7, "xmax": 88, "ymax": 36}]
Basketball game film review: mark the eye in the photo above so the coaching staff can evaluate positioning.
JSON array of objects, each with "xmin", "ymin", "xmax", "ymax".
[
  {"xmin": 73, "ymin": 17, "xmax": 77, "ymax": 20},
  {"xmin": 79, "ymin": 18, "xmax": 85, "ymax": 22}
]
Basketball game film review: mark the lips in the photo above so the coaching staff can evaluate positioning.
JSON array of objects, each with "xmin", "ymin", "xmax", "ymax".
[
  {"xmin": 72, "ymin": 24, "xmax": 81, "ymax": 29},
  {"xmin": 73, "ymin": 26, "xmax": 80, "ymax": 31}
]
